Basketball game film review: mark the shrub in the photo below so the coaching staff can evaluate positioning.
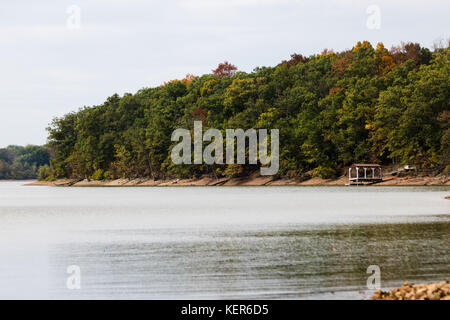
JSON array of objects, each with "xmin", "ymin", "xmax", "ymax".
[
  {"xmin": 312, "ymin": 166, "xmax": 336, "ymax": 179},
  {"xmin": 91, "ymin": 169, "xmax": 105, "ymax": 181},
  {"xmin": 443, "ymin": 165, "xmax": 450, "ymax": 176},
  {"xmin": 38, "ymin": 165, "xmax": 52, "ymax": 181},
  {"xmin": 223, "ymin": 164, "xmax": 244, "ymax": 178}
]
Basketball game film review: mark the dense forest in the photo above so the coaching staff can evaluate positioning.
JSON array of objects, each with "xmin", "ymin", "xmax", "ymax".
[
  {"xmin": 43, "ymin": 41, "xmax": 449, "ymax": 181},
  {"xmin": 0, "ymin": 145, "xmax": 50, "ymax": 179}
]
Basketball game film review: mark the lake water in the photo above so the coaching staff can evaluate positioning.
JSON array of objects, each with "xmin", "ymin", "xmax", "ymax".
[{"xmin": 0, "ymin": 181, "xmax": 449, "ymax": 299}]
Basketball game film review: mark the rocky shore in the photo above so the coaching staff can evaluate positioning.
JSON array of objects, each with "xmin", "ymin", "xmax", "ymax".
[
  {"xmin": 372, "ymin": 281, "xmax": 450, "ymax": 300},
  {"xmin": 26, "ymin": 173, "xmax": 450, "ymax": 187}
]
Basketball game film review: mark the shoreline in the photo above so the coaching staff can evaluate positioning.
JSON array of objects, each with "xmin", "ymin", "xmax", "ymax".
[{"xmin": 26, "ymin": 173, "xmax": 450, "ymax": 187}]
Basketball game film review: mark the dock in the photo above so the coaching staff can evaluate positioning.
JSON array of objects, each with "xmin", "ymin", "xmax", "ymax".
[{"xmin": 348, "ymin": 163, "xmax": 382, "ymax": 185}]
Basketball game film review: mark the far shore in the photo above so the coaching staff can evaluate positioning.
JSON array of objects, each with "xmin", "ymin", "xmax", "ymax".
[{"xmin": 26, "ymin": 173, "xmax": 450, "ymax": 187}]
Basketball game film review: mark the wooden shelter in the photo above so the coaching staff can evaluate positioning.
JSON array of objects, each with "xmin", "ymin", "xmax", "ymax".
[{"xmin": 348, "ymin": 164, "xmax": 382, "ymax": 184}]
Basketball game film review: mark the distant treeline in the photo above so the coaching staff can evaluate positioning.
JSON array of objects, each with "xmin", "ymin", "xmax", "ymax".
[
  {"xmin": 44, "ymin": 41, "xmax": 449, "ymax": 181},
  {"xmin": 0, "ymin": 145, "xmax": 50, "ymax": 179}
]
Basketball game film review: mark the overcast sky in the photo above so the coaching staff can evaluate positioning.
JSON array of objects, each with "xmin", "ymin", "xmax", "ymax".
[{"xmin": 0, "ymin": 0, "xmax": 448, "ymax": 147}]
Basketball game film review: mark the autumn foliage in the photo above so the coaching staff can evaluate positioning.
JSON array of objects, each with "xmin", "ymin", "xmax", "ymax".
[
  {"xmin": 46, "ymin": 41, "xmax": 450, "ymax": 180},
  {"xmin": 212, "ymin": 61, "xmax": 238, "ymax": 78}
]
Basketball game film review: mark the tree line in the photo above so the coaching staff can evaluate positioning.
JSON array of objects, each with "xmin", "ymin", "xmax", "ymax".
[
  {"xmin": 43, "ymin": 41, "xmax": 449, "ymax": 181},
  {"xmin": 0, "ymin": 145, "xmax": 50, "ymax": 179}
]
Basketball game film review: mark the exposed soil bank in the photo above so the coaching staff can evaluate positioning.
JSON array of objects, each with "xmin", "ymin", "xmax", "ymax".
[
  {"xmin": 373, "ymin": 281, "xmax": 450, "ymax": 300},
  {"xmin": 26, "ymin": 173, "xmax": 450, "ymax": 187}
]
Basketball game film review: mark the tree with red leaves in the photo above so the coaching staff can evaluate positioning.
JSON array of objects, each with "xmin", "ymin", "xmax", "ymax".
[
  {"xmin": 279, "ymin": 53, "xmax": 309, "ymax": 68},
  {"xmin": 212, "ymin": 61, "xmax": 237, "ymax": 78}
]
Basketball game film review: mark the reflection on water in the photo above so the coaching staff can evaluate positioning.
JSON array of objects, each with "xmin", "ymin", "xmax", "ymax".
[
  {"xmin": 0, "ymin": 181, "xmax": 449, "ymax": 299},
  {"xmin": 49, "ymin": 222, "xmax": 450, "ymax": 300}
]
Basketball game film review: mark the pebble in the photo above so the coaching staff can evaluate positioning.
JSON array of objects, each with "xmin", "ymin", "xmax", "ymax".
[{"xmin": 372, "ymin": 281, "xmax": 450, "ymax": 300}]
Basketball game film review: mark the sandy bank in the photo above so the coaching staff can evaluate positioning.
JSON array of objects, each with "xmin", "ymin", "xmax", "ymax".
[{"xmin": 26, "ymin": 173, "xmax": 450, "ymax": 187}]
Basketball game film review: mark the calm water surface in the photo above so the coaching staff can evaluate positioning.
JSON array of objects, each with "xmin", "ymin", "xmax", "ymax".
[{"xmin": 0, "ymin": 181, "xmax": 449, "ymax": 299}]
